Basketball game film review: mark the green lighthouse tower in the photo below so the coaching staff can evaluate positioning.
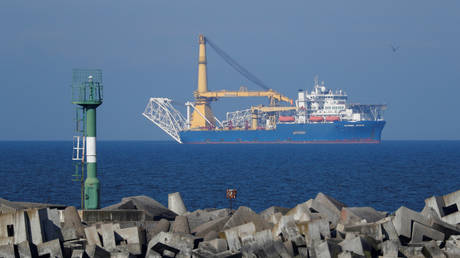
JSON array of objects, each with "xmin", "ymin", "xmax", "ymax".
[{"xmin": 72, "ymin": 69, "xmax": 103, "ymax": 209}]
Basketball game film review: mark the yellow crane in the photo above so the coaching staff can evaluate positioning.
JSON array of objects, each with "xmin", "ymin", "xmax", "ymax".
[
  {"xmin": 196, "ymin": 89, "xmax": 293, "ymax": 105},
  {"xmin": 250, "ymin": 106, "xmax": 297, "ymax": 113},
  {"xmin": 190, "ymin": 35, "xmax": 294, "ymax": 129}
]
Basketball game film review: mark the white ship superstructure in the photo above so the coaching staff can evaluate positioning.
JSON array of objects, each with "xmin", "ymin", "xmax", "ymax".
[{"xmin": 295, "ymin": 77, "xmax": 385, "ymax": 123}]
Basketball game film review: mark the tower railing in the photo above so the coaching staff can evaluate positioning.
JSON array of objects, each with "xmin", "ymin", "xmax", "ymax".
[
  {"xmin": 71, "ymin": 69, "xmax": 103, "ymax": 105},
  {"xmin": 72, "ymin": 82, "xmax": 103, "ymax": 104}
]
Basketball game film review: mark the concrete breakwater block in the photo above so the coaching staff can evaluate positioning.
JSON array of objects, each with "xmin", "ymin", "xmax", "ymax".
[
  {"xmin": 62, "ymin": 206, "xmax": 85, "ymax": 241},
  {"xmin": 224, "ymin": 226, "xmax": 241, "ymax": 252},
  {"xmin": 17, "ymin": 240, "xmax": 33, "ymax": 258},
  {"xmin": 224, "ymin": 222, "xmax": 257, "ymax": 251},
  {"xmin": 0, "ymin": 243, "xmax": 15, "ymax": 257},
  {"xmin": 338, "ymin": 236, "xmax": 371, "ymax": 257},
  {"xmin": 103, "ymin": 195, "xmax": 177, "ymax": 221},
  {"xmin": 259, "ymin": 206, "xmax": 290, "ymax": 222},
  {"xmin": 85, "ymin": 244, "xmax": 110, "ymax": 257},
  {"xmin": 147, "ymin": 218, "xmax": 170, "ymax": 242},
  {"xmin": 311, "ymin": 192, "xmax": 347, "ymax": 227},
  {"xmin": 286, "ymin": 200, "xmax": 318, "ymax": 223},
  {"xmin": 422, "ymin": 208, "xmax": 460, "ymax": 240},
  {"xmin": 421, "ymin": 240, "xmax": 446, "ymax": 258},
  {"xmin": 315, "ymin": 239, "xmax": 342, "ymax": 258},
  {"xmin": 191, "ymin": 215, "xmax": 229, "ymax": 238},
  {"xmin": 146, "ymin": 231, "xmax": 196, "ymax": 257},
  {"xmin": 342, "ymin": 222, "xmax": 383, "ymax": 241},
  {"xmin": 171, "ymin": 215, "xmax": 190, "ymax": 234},
  {"xmin": 275, "ymin": 215, "xmax": 304, "ymax": 246},
  {"xmin": 393, "ymin": 206, "xmax": 432, "ymax": 240},
  {"xmin": 301, "ymin": 218, "xmax": 330, "ymax": 248},
  {"xmin": 82, "ymin": 210, "xmax": 145, "ymax": 223},
  {"xmin": 425, "ymin": 189, "xmax": 460, "ymax": 225},
  {"xmin": 0, "ymin": 198, "xmax": 65, "ymax": 214},
  {"xmin": 0, "ymin": 207, "xmax": 63, "ymax": 248},
  {"xmin": 379, "ymin": 216, "xmax": 400, "ymax": 242},
  {"xmin": 198, "ymin": 238, "xmax": 228, "ymax": 254},
  {"xmin": 410, "ymin": 221, "xmax": 445, "ymax": 243},
  {"xmin": 445, "ymin": 235, "xmax": 460, "ymax": 257},
  {"xmin": 223, "ymin": 206, "xmax": 271, "ymax": 232},
  {"xmin": 85, "ymin": 225, "xmax": 102, "ymax": 247},
  {"xmin": 115, "ymin": 226, "xmax": 145, "ymax": 255},
  {"xmin": 390, "ymin": 205, "xmax": 460, "ymax": 245},
  {"xmin": 70, "ymin": 249, "xmax": 85, "ymax": 258},
  {"xmin": 203, "ymin": 230, "xmax": 218, "ymax": 241},
  {"xmin": 185, "ymin": 208, "xmax": 230, "ymax": 230},
  {"xmin": 42, "ymin": 208, "xmax": 63, "ymax": 242},
  {"xmin": 101, "ymin": 223, "xmax": 117, "ymax": 251},
  {"xmin": 380, "ymin": 239, "xmax": 399, "ymax": 257},
  {"xmin": 241, "ymin": 229, "xmax": 291, "ymax": 257},
  {"xmin": 26, "ymin": 209, "xmax": 44, "ymax": 245},
  {"xmin": 340, "ymin": 207, "xmax": 387, "ymax": 225},
  {"xmin": 168, "ymin": 192, "xmax": 187, "ymax": 216},
  {"xmin": 37, "ymin": 238, "xmax": 63, "ymax": 258},
  {"xmin": 2, "ymin": 189, "xmax": 460, "ymax": 257}
]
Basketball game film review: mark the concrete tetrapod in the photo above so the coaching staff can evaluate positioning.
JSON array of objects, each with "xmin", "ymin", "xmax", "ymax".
[
  {"xmin": 168, "ymin": 192, "xmax": 187, "ymax": 216},
  {"xmin": 171, "ymin": 215, "xmax": 191, "ymax": 234}
]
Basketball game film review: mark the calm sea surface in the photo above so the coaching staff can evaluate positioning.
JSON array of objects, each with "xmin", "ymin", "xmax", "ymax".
[{"xmin": 0, "ymin": 141, "xmax": 459, "ymax": 213}]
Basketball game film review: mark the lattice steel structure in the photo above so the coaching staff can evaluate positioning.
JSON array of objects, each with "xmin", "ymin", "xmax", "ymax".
[
  {"xmin": 223, "ymin": 109, "xmax": 252, "ymax": 128},
  {"xmin": 143, "ymin": 98, "xmax": 187, "ymax": 143}
]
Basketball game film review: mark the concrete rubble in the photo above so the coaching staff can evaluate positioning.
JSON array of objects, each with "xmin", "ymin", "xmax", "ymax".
[{"xmin": 0, "ymin": 189, "xmax": 459, "ymax": 257}]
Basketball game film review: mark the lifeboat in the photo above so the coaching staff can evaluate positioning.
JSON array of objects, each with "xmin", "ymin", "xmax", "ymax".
[
  {"xmin": 325, "ymin": 116, "xmax": 340, "ymax": 122},
  {"xmin": 279, "ymin": 116, "xmax": 295, "ymax": 122},
  {"xmin": 309, "ymin": 116, "xmax": 324, "ymax": 122}
]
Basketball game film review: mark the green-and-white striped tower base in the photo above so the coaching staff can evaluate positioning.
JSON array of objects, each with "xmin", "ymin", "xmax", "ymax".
[{"xmin": 84, "ymin": 106, "xmax": 100, "ymax": 209}]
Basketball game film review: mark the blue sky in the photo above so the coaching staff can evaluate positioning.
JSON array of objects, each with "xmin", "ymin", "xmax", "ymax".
[{"xmin": 1, "ymin": 1, "xmax": 459, "ymax": 140}]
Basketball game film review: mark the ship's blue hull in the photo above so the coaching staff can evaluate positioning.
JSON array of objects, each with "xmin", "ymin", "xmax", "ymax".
[{"xmin": 179, "ymin": 121, "xmax": 385, "ymax": 144}]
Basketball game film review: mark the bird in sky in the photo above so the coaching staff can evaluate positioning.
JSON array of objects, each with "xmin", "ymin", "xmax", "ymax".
[{"xmin": 390, "ymin": 44, "xmax": 400, "ymax": 52}]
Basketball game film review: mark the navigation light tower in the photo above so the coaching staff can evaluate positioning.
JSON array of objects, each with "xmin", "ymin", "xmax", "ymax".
[{"xmin": 72, "ymin": 69, "xmax": 103, "ymax": 209}]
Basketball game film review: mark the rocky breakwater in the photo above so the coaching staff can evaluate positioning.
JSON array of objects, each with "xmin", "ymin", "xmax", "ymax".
[{"xmin": 1, "ymin": 190, "xmax": 460, "ymax": 257}]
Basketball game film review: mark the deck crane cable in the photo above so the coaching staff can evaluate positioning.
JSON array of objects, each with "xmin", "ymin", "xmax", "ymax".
[{"xmin": 205, "ymin": 37, "xmax": 271, "ymax": 91}]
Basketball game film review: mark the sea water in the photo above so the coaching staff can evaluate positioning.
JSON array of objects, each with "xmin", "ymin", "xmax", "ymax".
[{"xmin": 0, "ymin": 141, "xmax": 459, "ymax": 213}]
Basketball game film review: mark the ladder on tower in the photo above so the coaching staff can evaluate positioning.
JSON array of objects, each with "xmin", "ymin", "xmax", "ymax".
[
  {"xmin": 72, "ymin": 136, "xmax": 85, "ymax": 161},
  {"xmin": 72, "ymin": 106, "xmax": 86, "ymax": 209}
]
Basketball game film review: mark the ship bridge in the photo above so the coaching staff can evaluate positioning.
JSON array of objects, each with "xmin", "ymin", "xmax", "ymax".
[{"xmin": 295, "ymin": 77, "xmax": 386, "ymax": 123}]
